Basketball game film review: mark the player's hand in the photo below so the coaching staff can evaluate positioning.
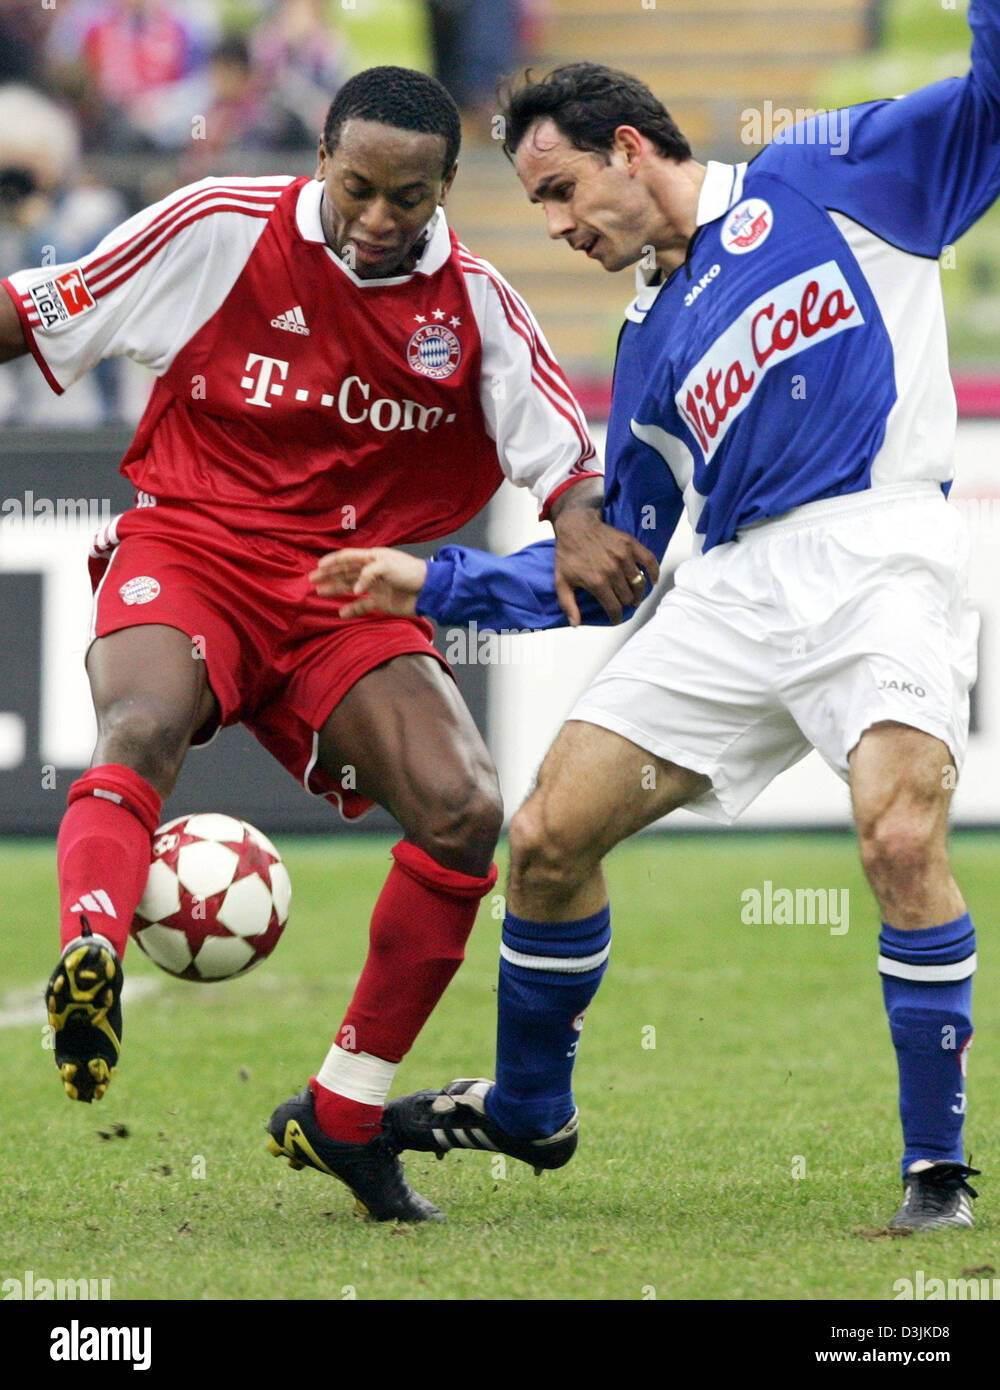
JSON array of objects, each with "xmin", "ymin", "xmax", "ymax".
[
  {"xmin": 552, "ymin": 507, "xmax": 660, "ymax": 626},
  {"xmin": 309, "ymin": 547, "xmax": 428, "ymax": 619}
]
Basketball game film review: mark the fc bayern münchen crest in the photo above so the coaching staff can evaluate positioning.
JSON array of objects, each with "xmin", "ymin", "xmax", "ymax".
[
  {"xmin": 407, "ymin": 323, "xmax": 462, "ymax": 379},
  {"xmin": 119, "ymin": 575, "xmax": 161, "ymax": 606}
]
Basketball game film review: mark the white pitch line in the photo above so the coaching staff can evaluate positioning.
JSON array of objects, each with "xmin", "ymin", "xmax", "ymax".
[{"xmin": 0, "ymin": 976, "xmax": 159, "ymax": 1030}]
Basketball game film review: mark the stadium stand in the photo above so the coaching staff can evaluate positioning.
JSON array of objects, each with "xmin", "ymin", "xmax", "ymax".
[{"xmin": 448, "ymin": 0, "xmax": 874, "ymax": 377}]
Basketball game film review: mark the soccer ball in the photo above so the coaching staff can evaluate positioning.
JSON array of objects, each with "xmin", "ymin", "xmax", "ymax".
[{"xmin": 130, "ymin": 813, "xmax": 291, "ymax": 982}]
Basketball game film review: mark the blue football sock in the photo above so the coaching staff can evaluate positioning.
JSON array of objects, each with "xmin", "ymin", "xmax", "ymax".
[
  {"xmin": 879, "ymin": 913, "xmax": 976, "ymax": 1178},
  {"xmin": 485, "ymin": 906, "xmax": 611, "ymax": 1139}
]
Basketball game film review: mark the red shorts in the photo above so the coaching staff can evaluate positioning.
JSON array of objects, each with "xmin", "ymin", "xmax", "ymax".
[{"xmin": 89, "ymin": 505, "xmax": 451, "ymax": 819}]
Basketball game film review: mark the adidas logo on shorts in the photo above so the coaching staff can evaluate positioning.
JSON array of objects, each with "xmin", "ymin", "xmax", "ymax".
[{"xmin": 271, "ymin": 306, "xmax": 310, "ymax": 335}]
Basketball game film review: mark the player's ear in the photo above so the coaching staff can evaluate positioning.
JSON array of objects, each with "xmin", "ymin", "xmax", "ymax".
[
  {"xmin": 439, "ymin": 161, "xmax": 459, "ymax": 205},
  {"xmin": 316, "ymin": 135, "xmax": 329, "ymax": 180},
  {"xmin": 613, "ymin": 126, "xmax": 645, "ymax": 170}
]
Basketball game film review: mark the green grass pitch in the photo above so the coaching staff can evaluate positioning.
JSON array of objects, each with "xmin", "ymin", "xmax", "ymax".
[{"xmin": 1, "ymin": 833, "xmax": 996, "ymax": 1302}]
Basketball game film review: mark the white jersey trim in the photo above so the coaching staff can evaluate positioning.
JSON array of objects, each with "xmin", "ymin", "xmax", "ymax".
[
  {"xmin": 628, "ymin": 161, "xmax": 747, "ymax": 322},
  {"xmin": 828, "ymin": 211, "xmax": 957, "ymax": 490},
  {"xmin": 458, "ymin": 244, "xmax": 599, "ymax": 511},
  {"xmin": 293, "ymin": 179, "xmax": 453, "ymax": 284}
]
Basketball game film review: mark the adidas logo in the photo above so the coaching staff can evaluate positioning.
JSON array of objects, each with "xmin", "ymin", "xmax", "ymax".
[
  {"xmin": 270, "ymin": 305, "xmax": 310, "ymax": 335},
  {"xmin": 70, "ymin": 890, "xmax": 117, "ymax": 918}
]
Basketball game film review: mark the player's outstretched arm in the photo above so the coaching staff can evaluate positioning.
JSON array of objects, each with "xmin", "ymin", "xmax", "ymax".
[
  {"xmin": 311, "ymin": 457, "xmax": 681, "ymax": 630},
  {"xmin": 311, "ymin": 548, "xmax": 428, "ymax": 619},
  {"xmin": 417, "ymin": 538, "xmax": 634, "ymax": 630},
  {"xmin": 760, "ymin": 0, "xmax": 1000, "ymax": 255},
  {"xmin": 311, "ymin": 523, "xmax": 659, "ymax": 630},
  {"xmin": 0, "ymin": 285, "xmax": 27, "ymax": 363}
]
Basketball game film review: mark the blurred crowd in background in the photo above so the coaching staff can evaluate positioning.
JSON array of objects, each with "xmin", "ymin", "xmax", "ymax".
[
  {"xmin": 6, "ymin": 0, "xmax": 964, "ymax": 429},
  {"xmin": 0, "ymin": 0, "xmax": 546, "ymax": 423}
]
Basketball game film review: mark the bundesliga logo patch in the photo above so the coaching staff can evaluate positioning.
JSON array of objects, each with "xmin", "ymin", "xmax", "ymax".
[
  {"xmin": 721, "ymin": 199, "xmax": 773, "ymax": 255},
  {"xmin": 119, "ymin": 576, "xmax": 161, "ymax": 606},
  {"xmin": 27, "ymin": 268, "xmax": 96, "ymax": 331},
  {"xmin": 406, "ymin": 324, "xmax": 462, "ymax": 379}
]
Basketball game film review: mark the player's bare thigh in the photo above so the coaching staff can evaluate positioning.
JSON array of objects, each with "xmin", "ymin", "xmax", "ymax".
[
  {"xmin": 86, "ymin": 625, "xmax": 218, "ymax": 797},
  {"xmin": 849, "ymin": 720, "xmax": 966, "ymax": 929},
  {"xmin": 509, "ymin": 719, "xmax": 711, "ymax": 919},
  {"xmin": 315, "ymin": 653, "xmax": 503, "ymax": 876}
]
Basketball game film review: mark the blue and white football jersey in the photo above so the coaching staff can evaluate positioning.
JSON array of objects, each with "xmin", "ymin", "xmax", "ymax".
[{"xmin": 418, "ymin": 0, "xmax": 1000, "ymax": 630}]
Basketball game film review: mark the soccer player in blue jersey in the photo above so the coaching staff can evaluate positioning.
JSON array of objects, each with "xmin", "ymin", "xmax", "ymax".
[{"xmin": 313, "ymin": 1, "xmax": 1000, "ymax": 1228}]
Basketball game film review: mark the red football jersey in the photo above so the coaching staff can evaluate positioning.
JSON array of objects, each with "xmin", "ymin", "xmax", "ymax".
[{"xmin": 4, "ymin": 176, "xmax": 600, "ymax": 553}]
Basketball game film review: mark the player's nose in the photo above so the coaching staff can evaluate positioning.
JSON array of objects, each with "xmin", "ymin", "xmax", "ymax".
[
  {"xmin": 544, "ymin": 202, "xmax": 576, "ymax": 241},
  {"xmin": 358, "ymin": 197, "xmax": 397, "ymax": 239}
]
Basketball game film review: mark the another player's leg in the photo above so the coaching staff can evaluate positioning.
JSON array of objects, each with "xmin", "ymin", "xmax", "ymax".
[
  {"xmin": 850, "ymin": 721, "xmax": 979, "ymax": 1229},
  {"xmin": 267, "ymin": 654, "xmax": 502, "ymax": 1221},
  {"xmin": 48, "ymin": 625, "xmax": 217, "ymax": 1101},
  {"xmin": 385, "ymin": 719, "xmax": 709, "ymax": 1166}
]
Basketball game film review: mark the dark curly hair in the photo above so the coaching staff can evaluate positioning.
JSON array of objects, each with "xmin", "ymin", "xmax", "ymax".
[
  {"xmin": 323, "ymin": 66, "xmax": 461, "ymax": 176},
  {"xmin": 500, "ymin": 62, "xmax": 691, "ymax": 164}
]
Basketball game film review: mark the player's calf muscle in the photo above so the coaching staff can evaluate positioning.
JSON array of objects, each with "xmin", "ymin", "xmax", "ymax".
[
  {"xmin": 850, "ymin": 724, "xmax": 964, "ymax": 926},
  {"xmin": 855, "ymin": 794, "xmax": 962, "ymax": 926},
  {"xmin": 857, "ymin": 820, "xmax": 962, "ymax": 927}
]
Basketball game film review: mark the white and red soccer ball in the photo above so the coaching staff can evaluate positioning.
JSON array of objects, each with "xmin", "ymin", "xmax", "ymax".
[{"xmin": 130, "ymin": 814, "xmax": 291, "ymax": 982}]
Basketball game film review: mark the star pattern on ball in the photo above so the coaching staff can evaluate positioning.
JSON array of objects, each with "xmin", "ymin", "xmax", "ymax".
[{"xmin": 132, "ymin": 814, "xmax": 292, "ymax": 982}]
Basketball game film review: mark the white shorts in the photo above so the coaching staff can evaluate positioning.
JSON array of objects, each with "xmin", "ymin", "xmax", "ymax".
[{"xmin": 569, "ymin": 483, "xmax": 980, "ymax": 824}]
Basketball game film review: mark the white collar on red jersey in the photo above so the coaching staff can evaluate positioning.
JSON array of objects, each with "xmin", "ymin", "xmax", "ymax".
[
  {"xmin": 627, "ymin": 160, "xmax": 748, "ymax": 322},
  {"xmin": 295, "ymin": 178, "xmax": 453, "ymax": 285}
]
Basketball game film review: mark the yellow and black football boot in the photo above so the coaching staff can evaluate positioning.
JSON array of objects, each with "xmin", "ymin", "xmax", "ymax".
[
  {"xmin": 45, "ymin": 917, "xmax": 122, "ymax": 1102},
  {"xmin": 267, "ymin": 1086, "xmax": 444, "ymax": 1223}
]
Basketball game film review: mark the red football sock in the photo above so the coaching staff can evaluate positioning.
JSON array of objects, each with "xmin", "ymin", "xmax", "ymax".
[
  {"xmin": 312, "ymin": 841, "xmax": 497, "ymax": 1143},
  {"xmin": 57, "ymin": 765, "xmax": 162, "ymax": 957},
  {"xmin": 309, "ymin": 1085, "xmax": 385, "ymax": 1146}
]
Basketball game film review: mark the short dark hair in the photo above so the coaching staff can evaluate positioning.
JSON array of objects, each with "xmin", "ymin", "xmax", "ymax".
[
  {"xmin": 323, "ymin": 66, "xmax": 461, "ymax": 177},
  {"xmin": 500, "ymin": 62, "xmax": 692, "ymax": 165}
]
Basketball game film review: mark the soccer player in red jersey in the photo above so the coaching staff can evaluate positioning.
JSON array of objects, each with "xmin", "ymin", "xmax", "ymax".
[{"xmin": 0, "ymin": 66, "xmax": 656, "ymax": 1222}]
